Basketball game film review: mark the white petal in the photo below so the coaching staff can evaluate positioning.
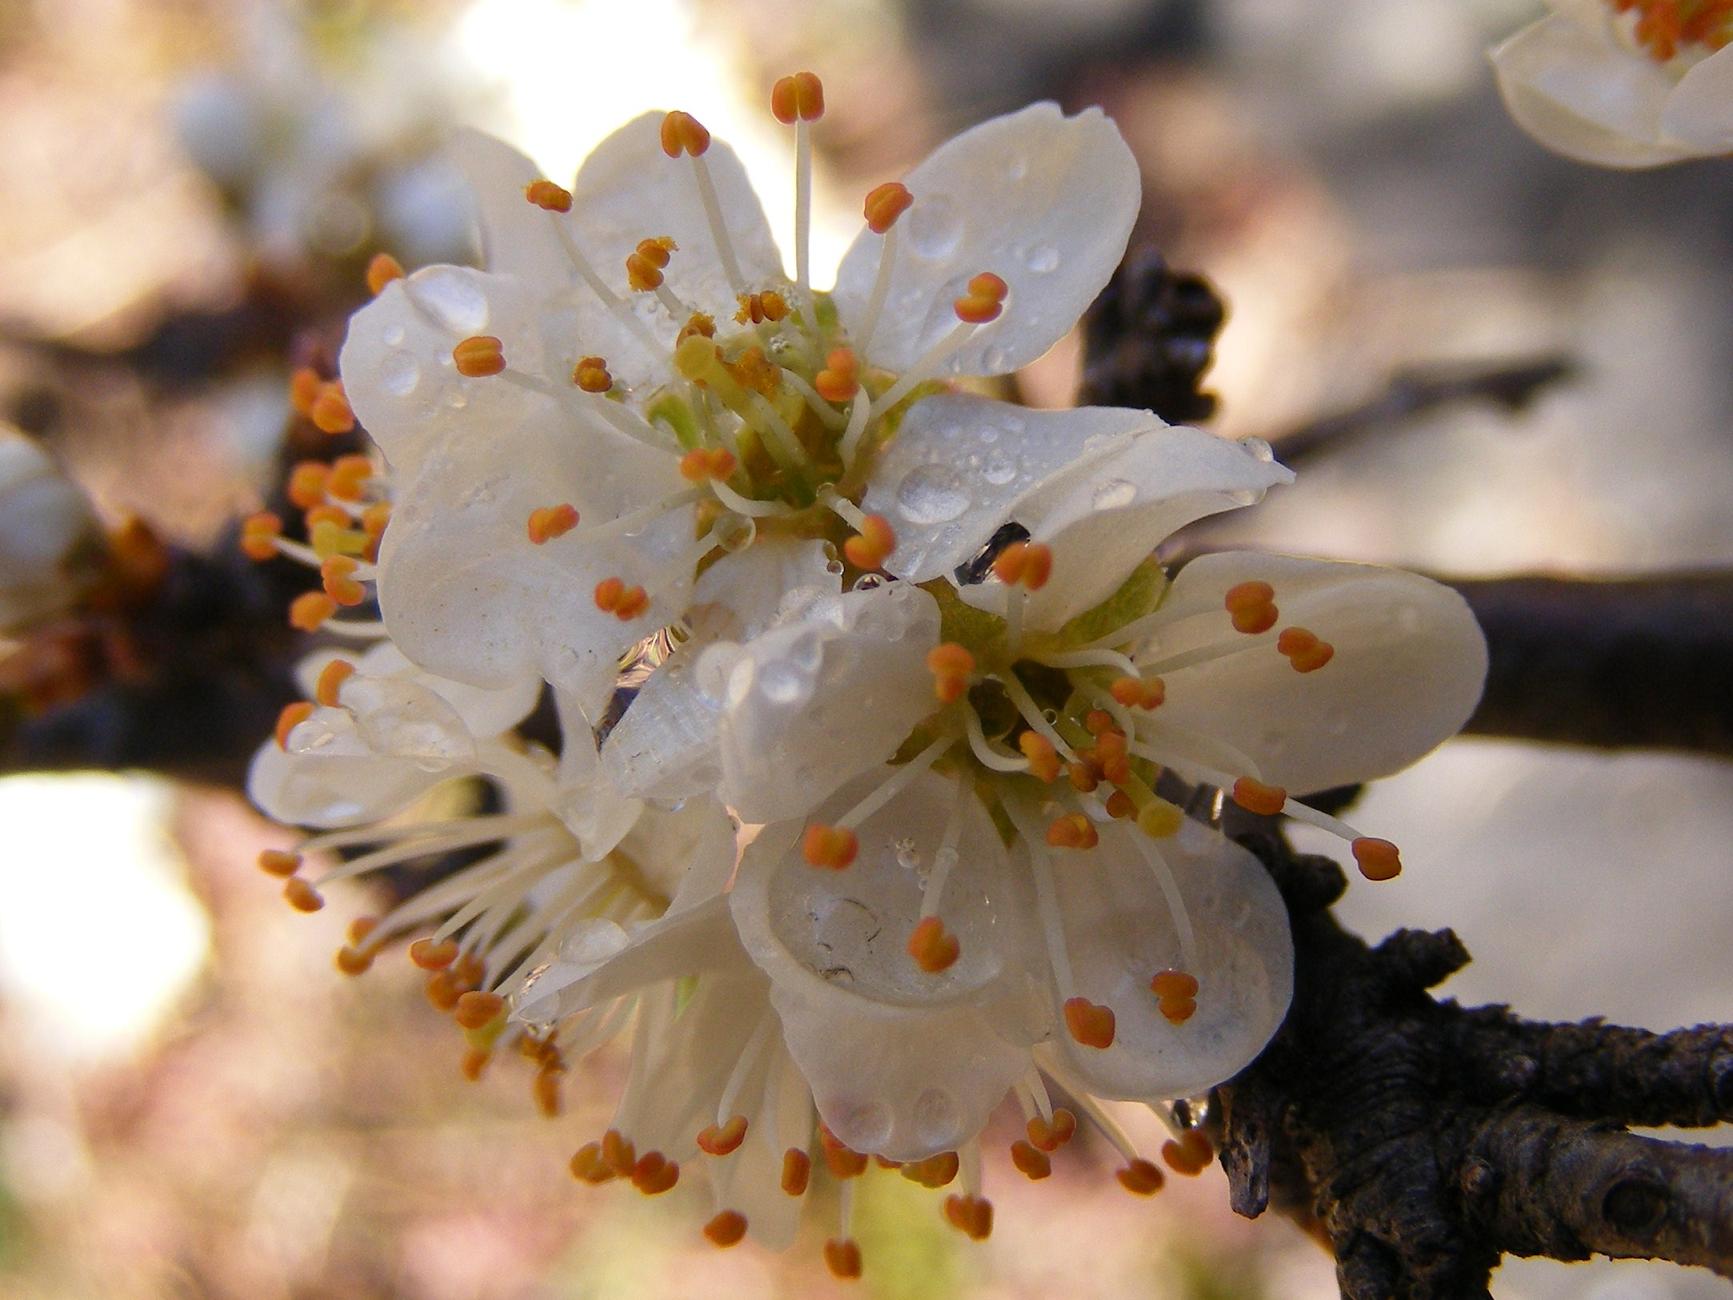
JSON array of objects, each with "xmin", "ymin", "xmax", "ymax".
[
  {"xmin": 964, "ymin": 425, "xmax": 1292, "ymax": 630},
  {"xmin": 731, "ymin": 772, "xmax": 1043, "ymax": 1160},
  {"xmin": 550, "ymin": 708, "xmax": 644, "ymax": 859},
  {"xmin": 1662, "ymin": 46, "xmax": 1733, "ymax": 152},
  {"xmin": 295, "ymin": 642, "xmax": 539, "ymax": 738},
  {"xmin": 338, "ymin": 265, "xmax": 550, "ymax": 475},
  {"xmin": 245, "ymin": 716, "xmax": 461, "ymax": 828},
  {"xmin": 375, "ymin": 407, "xmax": 689, "ymax": 714},
  {"xmin": 618, "ymin": 795, "xmax": 739, "ymax": 915},
  {"xmin": 1491, "ymin": 16, "xmax": 1694, "ymax": 167},
  {"xmin": 448, "ymin": 129, "xmax": 571, "ymax": 281},
  {"xmin": 832, "ymin": 103, "xmax": 1139, "ymax": 377},
  {"xmin": 687, "ymin": 536, "xmax": 841, "ymax": 643},
  {"xmin": 569, "ymin": 112, "xmax": 785, "ymax": 321},
  {"xmin": 1149, "ymin": 553, "xmax": 1488, "ymax": 792},
  {"xmin": 1041, "ymin": 820, "xmax": 1292, "ymax": 1101},
  {"xmin": 863, "ymin": 395, "xmax": 1168, "ymax": 583},
  {"xmin": 715, "ymin": 582, "xmax": 941, "ymax": 823}
]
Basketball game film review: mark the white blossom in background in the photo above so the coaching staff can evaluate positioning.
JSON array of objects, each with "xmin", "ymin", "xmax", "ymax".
[
  {"xmin": 246, "ymin": 72, "xmax": 1491, "ymax": 1277},
  {"xmin": 1491, "ymin": 0, "xmax": 1733, "ymax": 166},
  {"xmin": 0, "ymin": 428, "xmax": 101, "ymax": 636}
]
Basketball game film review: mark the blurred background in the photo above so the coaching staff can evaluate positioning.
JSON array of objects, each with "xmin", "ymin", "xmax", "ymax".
[{"xmin": 1, "ymin": 0, "xmax": 1730, "ymax": 1295}]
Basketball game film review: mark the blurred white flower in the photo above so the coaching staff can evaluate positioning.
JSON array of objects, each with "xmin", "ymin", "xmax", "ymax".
[
  {"xmin": 0, "ymin": 429, "xmax": 100, "ymax": 636},
  {"xmin": 1491, "ymin": 0, "xmax": 1733, "ymax": 166}
]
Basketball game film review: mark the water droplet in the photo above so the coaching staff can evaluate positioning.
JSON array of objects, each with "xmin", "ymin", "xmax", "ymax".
[
  {"xmin": 906, "ymin": 194, "xmax": 963, "ymax": 259},
  {"xmin": 895, "ymin": 464, "xmax": 971, "ymax": 525},
  {"xmin": 1239, "ymin": 436, "xmax": 1275, "ymax": 463},
  {"xmin": 444, "ymin": 390, "xmax": 468, "ymax": 410},
  {"xmin": 380, "ymin": 351, "xmax": 420, "ymax": 397},
  {"xmin": 894, "ymin": 837, "xmax": 921, "ymax": 870},
  {"xmin": 913, "ymin": 1088, "xmax": 961, "ymax": 1149},
  {"xmin": 1022, "ymin": 243, "xmax": 1060, "ymax": 273},
  {"xmin": 982, "ymin": 344, "xmax": 1010, "ymax": 371},
  {"xmin": 836, "ymin": 1101, "xmax": 893, "ymax": 1150},
  {"xmin": 1226, "ymin": 488, "xmax": 1262, "ymax": 507},
  {"xmin": 714, "ymin": 512, "xmax": 755, "ymax": 552},
  {"xmin": 382, "ymin": 323, "xmax": 406, "ymax": 346},
  {"xmin": 757, "ymin": 659, "xmax": 807, "ymax": 705},
  {"xmin": 408, "ymin": 267, "xmax": 489, "ymax": 333},
  {"xmin": 1007, "ymin": 156, "xmax": 1030, "ymax": 181},
  {"xmin": 983, "ymin": 450, "xmax": 1018, "ymax": 485},
  {"xmin": 852, "ymin": 572, "xmax": 887, "ymax": 591},
  {"xmin": 1092, "ymin": 478, "xmax": 1137, "ymax": 511}
]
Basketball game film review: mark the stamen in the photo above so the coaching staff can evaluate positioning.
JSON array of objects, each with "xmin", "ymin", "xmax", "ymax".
[
  {"xmin": 802, "ymin": 824, "xmax": 858, "ymax": 869},
  {"xmin": 854, "ymin": 182, "xmax": 911, "ymax": 355},
  {"xmin": 308, "ymin": 381, "xmax": 355, "ymax": 436},
  {"xmin": 313, "ymin": 658, "xmax": 354, "ymax": 707},
  {"xmin": 963, "ymin": 705, "xmax": 1027, "ymax": 772},
  {"xmin": 678, "ymin": 448, "xmax": 737, "ymax": 482},
  {"xmin": 1276, "ymin": 625, "xmax": 1335, "ymax": 672},
  {"xmin": 1351, "ymin": 837, "xmax": 1402, "ymax": 881},
  {"xmin": 778, "ymin": 367, "xmax": 849, "ymax": 429},
  {"xmin": 240, "ymin": 511, "xmax": 283, "ymax": 562},
  {"xmin": 661, "ymin": 111, "xmax": 745, "ymax": 294},
  {"xmin": 734, "ymin": 290, "xmax": 789, "ymax": 325},
  {"xmin": 626, "ymin": 236, "xmax": 677, "ymax": 293},
  {"xmin": 1026, "ymin": 1107, "xmax": 1077, "ymax": 1152},
  {"xmin": 820, "ymin": 1125, "xmax": 868, "ymax": 1178},
  {"xmin": 814, "ymin": 348, "xmax": 859, "ymax": 402},
  {"xmin": 523, "ymin": 179, "xmax": 572, "ymax": 212},
  {"xmin": 1063, "ymin": 996, "xmax": 1115, "ymax": 1048},
  {"xmin": 770, "ymin": 73, "xmax": 825, "ymax": 319},
  {"xmin": 326, "ymin": 454, "xmax": 373, "ymax": 502},
  {"xmin": 593, "ymin": 576, "xmax": 650, "ymax": 621},
  {"xmin": 842, "ymin": 513, "xmax": 896, "ymax": 571},
  {"xmin": 257, "ymin": 849, "xmax": 301, "ymax": 877},
  {"xmin": 321, "ymin": 556, "xmax": 368, "ymax": 606},
  {"xmin": 832, "ymin": 734, "xmax": 954, "ymax": 829},
  {"xmin": 283, "ymin": 877, "xmax": 324, "ymax": 912},
  {"xmin": 918, "ymin": 773, "xmax": 968, "ymax": 920},
  {"xmin": 1109, "ymin": 675, "xmax": 1166, "ymax": 710},
  {"xmin": 410, "ymin": 937, "xmax": 460, "ymax": 969},
  {"xmin": 906, "ymin": 915, "xmax": 960, "ymax": 972},
  {"xmin": 1162, "ymin": 1129, "xmax": 1214, "ymax": 1175},
  {"xmin": 452, "ymin": 335, "xmax": 506, "ymax": 377},
  {"xmin": 455, "ymin": 990, "xmax": 505, "ymax": 1029},
  {"xmin": 823, "ymin": 1237, "xmax": 863, "ymax": 1280},
  {"xmin": 1117, "ymin": 1158, "xmax": 1166, "ymax": 1196},
  {"xmin": 275, "ymin": 701, "xmax": 314, "ymax": 749},
  {"xmin": 1151, "ymin": 968, "xmax": 1199, "ymax": 1025},
  {"xmin": 1231, "ymin": 777, "xmax": 1287, "ymax": 817},
  {"xmin": 781, "ymin": 1147, "xmax": 812, "ymax": 1195},
  {"xmin": 631, "ymin": 1152, "xmax": 680, "ymax": 1195},
  {"xmin": 703, "ymin": 1210, "xmax": 747, "ymax": 1247},
  {"xmin": 1130, "ymin": 833, "xmax": 1198, "ymax": 972},
  {"xmin": 287, "ymin": 461, "xmax": 329, "ymax": 510},
  {"xmin": 953, "ymin": 272, "xmax": 1008, "ymax": 325},
  {"xmin": 289, "ymin": 368, "xmax": 322, "ymax": 418},
  {"xmin": 1010, "ymin": 1139, "xmax": 1051, "ymax": 1180},
  {"xmin": 926, "ymin": 642, "xmax": 975, "ymax": 703},
  {"xmin": 942, "ymin": 1193, "xmax": 993, "ymax": 1241},
  {"xmin": 1224, "ymin": 580, "xmax": 1278, "ymax": 635},
  {"xmin": 697, "ymin": 1115, "xmax": 749, "ymax": 1156},
  {"xmin": 526, "ymin": 504, "xmax": 581, "ymax": 545},
  {"xmin": 365, "ymin": 252, "xmax": 404, "ymax": 295},
  {"xmin": 1045, "ymin": 812, "xmax": 1098, "ymax": 850},
  {"xmin": 1019, "ymin": 732, "xmax": 1061, "ymax": 782},
  {"xmin": 901, "ymin": 1151, "xmax": 959, "ymax": 1188}
]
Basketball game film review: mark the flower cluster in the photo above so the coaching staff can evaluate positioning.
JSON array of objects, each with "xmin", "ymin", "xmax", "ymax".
[
  {"xmin": 244, "ymin": 75, "xmax": 1487, "ymax": 1276},
  {"xmin": 1491, "ymin": 0, "xmax": 1733, "ymax": 167}
]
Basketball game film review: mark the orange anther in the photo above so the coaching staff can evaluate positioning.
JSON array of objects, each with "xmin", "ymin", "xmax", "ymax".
[
  {"xmin": 823, "ymin": 1237, "xmax": 863, "ymax": 1280},
  {"xmin": 365, "ymin": 252, "xmax": 405, "ymax": 295},
  {"xmin": 572, "ymin": 355, "xmax": 613, "ymax": 392},
  {"xmin": 240, "ymin": 511, "xmax": 282, "ymax": 561},
  {"xmin": 289, "ymin": 367, "xmax": 323, "ymax": 417},
  {"xmin": 819, "ymin": 1126, "xmax": 869, "ymax": 1179},
  {"xmin": 991, "ymin": 539, "xmax": 1051, "ymax": 589},
  {"xmin": 327, "ymin": 454, "xmax": 372, "ymax": 501},
  {"xmin": 1277, "ymin": 625, "xmax": 1335, "ymax": 672},
  {"xmin": 703, "ymin": 1210, "xmax": 748, "ymax": 1247},
  {"xmin": 843, "ymin": 513, "xmax": 897, "ymax": 571},
  {"xmin": 770, "ymin": 71, "xmax": 825, "ymax": 123},
  {"xmin": 453, "ymin": 335, "xmax": 506, "ymax": 377},
  {"xmin": 942, "ymin": 1193, "xmax": 993, "ymax": 1240},
  {"xmin": 1064, "ymin": 996, "xmax": 1116, "ymax": 1049},
  {"xmin": 530, "ymin": 1066, "xmax": 564, "ymax": 1117},
  {"xmin": 678, "ymin": 448, "xmax": 736, "ymax": 482},
  {"xmin": 1162, "ymin": 1129, "xmax": 1214, "ymax": 1175},
  {"xmin": 676, "ymin": 314, "xmax": 715, "ymax": 345},
  {"xmin": 697, "ymin": 1114, "xmax": 749, "ymax": 1156},
  {"xmin": 287, "ymin": 461, "xmax": 329, "ymax": 509},
  {"xmin": 409, "ymin": 937, "xmax": 459, "ymax": 970},
  {"xmin": 1010, "ymin": 1139, "xmax": 1052, "ymax": 1180},
  {"xmin": 593, "ymin": 576, "xmax": 649, "ymax": 621},
  {"xmin": 907, "ymin": 916, "xmax": 960, "ymax": 972},
  {"xmin": 814, "ymin": 346, "xmax": 859, "ymax": 402},
  {"xmin": 275, "ymin": 700, "xmax": 314, "ymax": 748},
  {"xmin": 1085, "ymin": 709, "xmax": 1116, "ymax": 736},
  {"xmin": 461, "ymin": 1046, "xmax": 492, "ymax": 1082},
  {"xmin": 314, "ymin": 658, "xmax": 354, "ymax": 707},
  {"xmin": 1150, "ymin": 969, "xmax": 1199, "ymax": 1000},
  {"xmin": 780, "ymin": 1147, "xmax": 811, "ymax": 1195},
  {"xmin": 424, "ymin": 969, "xmax": 465, "ymax": 1011},
  {"xmin": 454, "ymin": 952, "xmax": 485, "ymax": 987},
  {"xmin": 1067, "ymin": 760, "xmax": 1100, "ymax": 793},
  {"xmin": 925, "ymin": 641, "xmax": 975, "ymax": 703},
  {"xmin": 1224, "ymin": 580, "xmax": 1278, "ymax": 634},
  {"xmin": 953, "ymin": 271, "xmax": 1009, "ymax": 324},
  {"xmin": 454, "ymin": 990, "xmax": 505, "ymax": 1029},
  {"xmin": 258, "ymin": 848, "xmax": 301, "ymax": 878},
  {"xmin": 1046, "ymin": 812, "xmax": 1099, "ymax": 850},
  {"xmin": 659, "ymin": 110, "xmax": 711, "ymax": 157},
  {"xmin": 1231, "ymin": 776, "xmax": 1288, "ymax": 817},
  {"xmin": 1026, "ymin": 1107, "xmax": 1077, "ymax": 1152},
  {"xmin": 1352, "ymin": 836, "xmax": 1402, "ymax": 882},
  {"xmin": 1104, "ymin": 789, "xmax": 1135, "ymax": 819},
  {"xmin": 570, "ymin": 1142, "xmax": 617, "ymax": 1184},
  {"xmin": 304, "ymin": 503, "xmax": 348, "ymax": 532},
  {"xmin": 632, "ymin": 1152, "xmax": 680, "ymax": 1195},
  {"xmin": 345, "ymin": 916, "xmax": 378, "ymax": 947},
  {"xmin": 1117, "ymin": 1158, "xmax": 1165, "ymax": 1196},
  {"xmin": 863, "ymin": 181, "xmax": 913, "ymax": 234},
  {"xmin": 1019, "ymin": 731, "xmax": 1061, "ymax": 782},
  {"xmin": 335, "ymin": 945, "xmax": 373, "ymax": 975},
  {"xmin": 321, "ymin": 556, "xmax": 366, "ymax": 606},
  {"xmin": 602, "ymin": 1129, "xmax": 637, "ymax": 1174},
  {"xmin": 802, "ymin": 823, "xmax": 858, "ymax": 870},
  {"xmin": 310, "ymin": 382, "xmax": 355, "ymax": 435},
  {"xmin": 523, "ymin": 179, "xmax": 572, "ymax": 212},
  {"xmin": 283, "ymin": 877, "xmax": 324, "ymax": 913},
  {"xmin": 626, "ymin": 236, "xmax": 677, "ymax": 291},
  {"xmin": 734, "ymin": 290, "xmax": 790, "ymax": 325},
  {"xmin": 1137, "ymin": 800, "xmax": 1184, "ymax": 839},
  {"xmin": 901, "ymin": 1151, "xmax": 960, "ymax": 1188},
  {"xmin": 1110, "ymin": 675, "xmax": 1166, "ymax": 710},
  {"xmin": 1158, "ymin": 995, "xmax": 1197, "ymax": 1024},
  {"xmin": 527, "ymin": 503, "xmax": 580, "ymax": 545}
]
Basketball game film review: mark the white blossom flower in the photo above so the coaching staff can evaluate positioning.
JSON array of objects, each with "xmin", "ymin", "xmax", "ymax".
[
  {"xmin": 337, "ymin": 77, "xmax": 1141, "ymax": 725},
  {"xmin": 1491, "ymin": 0, "xmax": 1733, "ymax": 166},
  {"xmin": 0, "ymin": 428, "xmax": 101, "ymax": 636}
]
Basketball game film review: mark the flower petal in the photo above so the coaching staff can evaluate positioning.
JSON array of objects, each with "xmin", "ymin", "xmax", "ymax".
[
  {"xmin": 1490, "ymin": 16, "xmax": 1694, "ymax": 167},
  {"xmin": 1662, "ymin": 46, "xmax": 1733, "ymax": 153},
  {"xmin": 1149, "ymin": 553, "xmax": 1487, "ymax": 792},
  {"xmin": 966, "ymin": 425, "xmax": 1292, "ymax": 630},
  {"xmin": 448, "ymin": 128, "xmax": 572, "ymax": 282},
  {"xmin": 731, "ymin": 772, "xmax": 1043, "ymax": 1161},
  {"xmin": 832, "ymin": 102, "xmax": 1139, "ymax": 377},
  {"xmin": 714, "ymin": 582, "xmax": 942, "ymax": 823},
  {"xmin": 570, "ymin": 112, "xmax": 785, "ymax": 322},
  {"xmin": 862, "ymin": 395, "xmax": 1163, "ymax": 583},
  {"xmin": 246, "ymin": 705, "xmax": 468, "ymax": 829},
  {"xmin": 296, "ymin": 642, "xmax": 540, "ymax": 738},
  {"xmin": 1038, "ymin": 819, "xmax": 1292, "ymax": 1101}
]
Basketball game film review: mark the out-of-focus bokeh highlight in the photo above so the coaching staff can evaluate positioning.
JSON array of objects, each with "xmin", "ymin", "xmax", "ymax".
[{"xmin": 1, "ymin": 0, "xmax": 1729, "ymax": 1295}]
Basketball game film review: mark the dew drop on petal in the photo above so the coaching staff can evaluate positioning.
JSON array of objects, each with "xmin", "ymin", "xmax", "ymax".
[
  {"xmin": 1226, "ymin": 487, "xmax": 1262, "ymax": 507},
  {"xmin": 380, "ymin": 351, "xmax": 420, "ymax": 397},
  {"xmin": 982, "ymin": 344, "xmax": 1010, "ymax": 371},
  {"xmin": 913, "ymin": 1088, "xmax": 961, "ymax": 1150},
  {"xmin": 907, "ymin": 194, "xmax": 963, "ymax": 259},
  {"xmin": 1239, "ymin": 436, "xmax": 1275, "ymax": 463},
  {"xmin": 382, "ymin": 323, "xmax": 406, "ymax": 346},
  {"xmin": 983, "ymin": 450, "xmax": 1018, "ymax": 485},
  {"xmin": 836, "ymin": 1101, "xmax": 894, "ymax": 1151},
  {"xmin": 894, "ymin": 837, "xmax": 920, "ymax": 870},
  {"xmin": 1007, "ymin": 156, "xmax": 1030, "ymax": 181},
  {"xmin": 408, "ymin": 267, "xmax": 490, "ymax": 334},
  {"xmin": 1092, "ymin": 478, "xmax": 1137, "ymax": 511},
  {"xmin": 895, "ymin": 464, "xmax": 971, "ymax": 525},
  {"xmin": 757, "ymin": 660, "xmax": 807, "ymax": 705},
  {"xmin": 1021, "ymin": 243, "xmax": 1060, "ymax": 273}
]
